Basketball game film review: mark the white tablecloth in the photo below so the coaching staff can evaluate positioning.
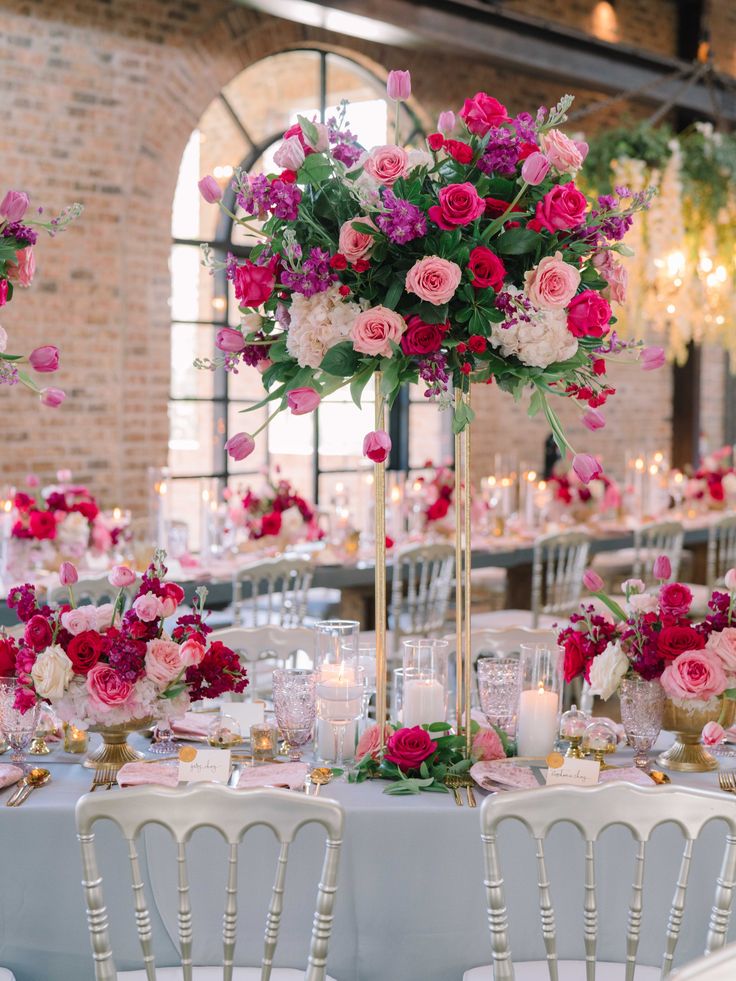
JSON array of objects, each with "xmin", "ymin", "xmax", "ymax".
[{"xmin": 1, "ymin": 735, "xmax": 736, "ymax": 981}]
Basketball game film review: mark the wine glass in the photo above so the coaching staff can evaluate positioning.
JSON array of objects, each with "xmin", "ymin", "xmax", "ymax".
[
  {"xmin": 619, "ymin": 677, "xmax": 665, "ymax": 769},
  {"xmin": 477, "ymin": 656, "xmax": 522, "ymax": 736},
  {"xmin": 316, "ymin": 665, "xmax": 366, "ymax": 768},
  {"xmin": 0, "ymin": 678, "xmax": 40, "ymax": 772},
  {"xmin": 272, "ymin": 669, "xmax": 316, "ymax": 762}
]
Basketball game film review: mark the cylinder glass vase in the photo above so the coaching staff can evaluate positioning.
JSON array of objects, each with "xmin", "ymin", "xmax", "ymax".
[
  {"xmin": 401, "ymin": 639, "xmax": 449, "ymax": 728},
  {"xmin": 516, "ymin": 644, "xmax": 562, "ymax": 758}
]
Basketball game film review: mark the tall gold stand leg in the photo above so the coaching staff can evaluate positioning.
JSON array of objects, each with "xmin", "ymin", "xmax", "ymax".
[
  {"xmin": 463, "ymin": 389, "xmax": 473, "ymax": 758},
  {"xmin": 374, "ymin": 372, "xmax": 388, "ymax": 754},
  {"xmin": 454, "ymin": 388, "xmax": 463, "ymax": 738}
]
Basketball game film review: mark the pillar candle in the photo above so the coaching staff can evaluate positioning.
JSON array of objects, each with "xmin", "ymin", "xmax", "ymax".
[
  {"xmin": 402, "ymin": 677, "xmax": 446, "ymax": 727},
  {"xmin": 516, "ymin": 684, "xmax": 559, "ymax": 757}
]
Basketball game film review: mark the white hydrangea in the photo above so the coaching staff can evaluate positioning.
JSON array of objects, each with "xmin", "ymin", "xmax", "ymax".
[
  {"xmin": 588, "ymin": 641, "xmax": 629, "ymax": 701},
  {"xmin": 489, "ymin": 286, "xmax": 578, "ymax": 369},
  {"xmin": 286, "ymin": 284, "xmax": 362, "ymax": 369}
]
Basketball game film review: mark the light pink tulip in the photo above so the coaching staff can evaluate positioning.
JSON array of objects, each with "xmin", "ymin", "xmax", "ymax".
[
  {"xmin": 197, "ymin": 175, "xmax": 222, "ymax": 204},
  {"xmin": 582, "ymin": 408, "xmax": 605, "ymax": 431},
  {"xmin": 0, "ymin": 190, "xmax": 29, "ymax": 222},
  {"xmin": 725, "ymin": 569, "xmax": 736, "ymax": 592},
  {"xmin": 641, "ymin": 346, "xmax": 665, "ymax": 371},
  {"xmin": 40, "ymin": 387, "xmax": 65, "ymax": 407},
  {"xmin": 25, "ymin": 473, "xmax": 40, "ymax": 488},
  {"xmin": 521, "ymin": 152, "xmax": 550, "ymax": 186},
  {"xmin": 702, "ymin": 721, "xmax": 725, "ymax": 746},
  {"xmin": 215, "ymin": 328, "xmax": 245, "ymax": 353},
  {"xmin": 29, "ymin": 345, "xmax": 59, "ymax": 373},
  {"xmin": 225, "ymin": 432, "xmax": 255, "ymax": 461},
  {"xmin": 386, "ymin": 70, "xmax": 411, "ymax": 102},
  {"xmin": 287, "ymin": 387, "xmax": 320, "ymax": 415},
  {"xmin": 59, "ymin": 561, "xmax": 78, "ymax": 586},
  {"xmin": 653, "ymin": 554, "xmax": 672, "ymax": 581},
  {"xmin": 437, "ymin": 110, "xmax": 456, "ymax": 135},
  {"xmin": 582, "ymin": 568, "xmax": 604, "ymax": 592},
  {"xmin": 572, "ymin": 453, "xmax": 602, "ymax": 484},
  {"xmin": 109, "ymin": 565, "xmax": 136, "ymax": 588},
  {"xmin": 363, "ymin": 430, "xmax": 392, "ymax": 464}
]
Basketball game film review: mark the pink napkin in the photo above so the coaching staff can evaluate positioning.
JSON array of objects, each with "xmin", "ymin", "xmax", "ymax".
[
  {"xmin": 117, "ymin": 761, "xmax": 179, "ymax": 788},
  {"xmin": 171, "ymin": 713, "xmax": 212, "ymax": 740},
  {"xmin": 0, "ymin": 764, "xmax": 24, "ymax": 790},
  {"xmin": 236, "ymin": 762, "xmax": 308, "ymax": 790},
  {"xmin": 470, "ymin": 760, "xmax": 539, "ymax": 791},
  {"xmin": 599, "ymin": 766, "xmax": 656, "ymax": 787}
]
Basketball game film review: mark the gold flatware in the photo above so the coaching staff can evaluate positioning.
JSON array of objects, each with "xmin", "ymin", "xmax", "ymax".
[
  {"xmin": 719, "ymin": 771, "xmax": 736, "ymax": 793},
  {"xmin": 89, "ymin": 765, "xmax": 117, "ymax": 792},
  {"xmin": 444, "ymin": 774, "xmax": 464, "ymax": 806},
  {"xmin": 7, "ymin": 767, "xmax": 51, "ymax": 806},
  {"xmin": 648, "ymin": 769, "xmax": 671, "ymax": 785},
  {"xmin": 308, "ymin": 767, "xmax": 333, "ymax": 796},
  {"xmin": 5, "ymin": 775, "xmax": 30, "ymax": 807}
]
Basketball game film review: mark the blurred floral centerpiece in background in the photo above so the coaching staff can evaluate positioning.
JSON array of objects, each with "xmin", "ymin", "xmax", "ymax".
[
  {"xmin": 232, "ymin": 470, "xmax": 323, "ymax": 547},
  {"xmin": 547, "ymin": 458, "xmax": 620, "ymax": 523}
]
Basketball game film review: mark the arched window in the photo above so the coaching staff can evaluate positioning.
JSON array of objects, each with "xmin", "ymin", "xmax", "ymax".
[{"xmin": 169, "ymin": 49, "xmax": 450, "ymax": 546}]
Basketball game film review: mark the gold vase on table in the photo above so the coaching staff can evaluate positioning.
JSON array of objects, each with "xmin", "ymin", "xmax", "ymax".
[
  {"xmin": 657, "ymin": 698, "xmax": 735, "ymax": 773},
  {"xmin": 84, "ymin": 717, "xmax": 154, "ymax": 770}
]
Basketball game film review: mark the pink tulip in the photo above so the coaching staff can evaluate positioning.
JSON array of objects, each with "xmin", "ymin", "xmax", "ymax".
[
  {"xmin": 40, "ymin": 387, "xmax": 65, "ymax": 407},
  {"xmin": 521, "ymin": 152, "xmax": 550, "ymax": 186},
  {"xmin": 59, "ymin": 561, "xmax": 78, "ymax": 586},
  {"xmin": 571, "ymin": 453, "xmax": 602, "ymax": 484},
  {"xmin": 0, "ymin": 190, "xmax": 29, "ymax": 222},
  {"xmin": 725, "ymin": 569, "xmax": 736, "ymax": 592},
  {"xmin": 215, "ymin": 327, "xmax": 245, "ymax": 353},
  {"xmin": 256, "ymin": 358, "xmax": 272, "ymax": 375},
  {"xmin": 582, "ymin": 408, "xmax": 605, "ymax": 431},
  {"xmin": 109, "ymin": 565, "xmax": 136, "ymax": 588},
  {"xmin": 653, "ymin": 554, "xmax": 672, "ymax": 581},
  {"xmin": 287, "ymin": 387, "xmax": 320, "ymax": 415},
  {"xmin": 582, "ymin": 568, "xmax": 604, "ymax": 593},
  {"xmin": 386, "ymin": 70, "xmax": 411, "ymax": 102},
  {"xmin": 57, "ymin": 469, "xmax": 72, "ymax": 482},
  {"xmin": 197, "ymin": 175, "xmax": 222, "ymax": 204},
  {"xmin": 437, "ymin": 111, "xmax": 456, "ymax": 135},
  {"xmin": 25, "ymin": 473, "xmax": 40, "ymax": 488},
  {"xmin": 702, "ymin": 721, "xmax": 725, "ymax": 747},
  {"xmin": 574, "ymin": 140, "xmax": 589, "ymax": 163},
  {"xmin": 29, "ymin": 345, "xmax": 59, "ymax": 373},
  {"xmin": 363, "ymin": 430, "xmax": 392, "ymax": 464},
  {"xmin": 641, "ymin": 346, "xmax": 665, "ymax": 371},
  {"xmin": 225, "ymin": 432, "xmax": 255, "ymax": 461}
]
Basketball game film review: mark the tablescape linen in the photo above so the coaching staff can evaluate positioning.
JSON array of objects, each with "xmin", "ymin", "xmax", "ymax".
[
  {"xmin": 116, "ymin": 760, "xmax": 308, "ymax": 790},
  {"xmin": 0, "ymin": 762, "xmax": 23, "ymax": 789},
  {"xmin": 2, "ymin": 551, "xmax": 248, "ymax": 769},
  {"xmin": 560, "ymin": 558, "xmax": 736, "ymax": 771},
  {"xmin": 0, "ymin": 188, "xmax": 82, "ymax": 402}
]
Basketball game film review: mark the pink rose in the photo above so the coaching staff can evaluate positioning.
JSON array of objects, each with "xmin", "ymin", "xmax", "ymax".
[
  {"xmin": 159, "ymin": 596, "xmax": 177, "ymax": 618},
  {"xmin": 702, "ymin": 721, "xmax": 725, "ymax": 746},
  {"xmin": 356, "ymin": 723, "xmax": 394, "ymax": 760},
  {"xmin": 598, "ymin": 256, "xmax": 627, "ymax": 304},
  {"xmin": 61, "ymin": 607, "xmax": 96, "ymax": 636},
  {"xmin": 428, "ymin": 182, "xmax": 486, "ymax": 230},
  {"xmin": 472, "ymin": 726, "xmax": 506, "ymax": 761},
  {"xmin": 145, "ymin": 638, "xmax": 185, "ymax": 687},
  {"xmin": 567, "ymin": 290, "xmax": 612, "ymax": 339},
  {"xmin": 351, "ymin": 306, "xmax": 406, "ymax": 357},
  {"xmin": 384, "ymin": 725, "xmax": 438, "ymax": 772},
  {"xmin": 459, "ymin": 92, "xmax": 509, "ymax": 135},
  {"xmin": 232, "ymin": 260, "xmax": 275, "ymax": 307},
  {"xmin": 287, "ymin": 387, "xmax": 321, "ymax": 415},
  {"xmin": 6, "ymin": 246, "xmax": 35, "ymax": 287},
  {"xmin": 524, "ymin": 252, "xmax": 581, "ymax": 309},
  {"xmin": 661, "ymin": 650, "xmax": 727, "ymax": 701},
  {"xmin": 531, "ymin": 183, "xmax": 587, "ymax": 233},
  {"xmin": 400, "ymin": 315, "xmax": 445, "ymax": 356},
  {"xmin": 707, "ymin": 629, "xmax": 736, "ymax": 673},
  {"xmin": 273, "ymin": 135, "xmax": 305, "ymax": 172},
  {"xmin": 405, "ymin": 256, "xmax": 462, "ymax": 306},
  {"xmin": 109, "ymin": 565, "xmax": 136, "ymax": 588},
  {"xmin": 659, "ymin": 582, "xmax": 693, "ymax": 618},
  {"xmin": 180, "ymin": 638, "xmax": 206, "ymax": 667},
  {"xmin": 133, "ymin": 593, "xmax": 161, "ymax": 623},
  {"xmin": 86, "ymin": 663, "xmax": 134, "ymax": 710},
  {"xmin": 338, "ymin": 216, "xmax": 376, "ymax": 264},
  {"xmin": 363, "ymin": 430, "xmax": 391, "ymax": 464},
  {"xmin": 542, "ymin": 129, "xmax": 587, "ymax": 175},
  {"xmin": 363, "ymin": 145, "xmax": 409, "ymax": 186}
]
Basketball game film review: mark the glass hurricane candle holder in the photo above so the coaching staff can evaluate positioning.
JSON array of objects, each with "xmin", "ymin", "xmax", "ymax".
[
  {"xmin": 477, "ymin": 656, "xmax": 522, "ymax": 736},
  {"xmin": 401, "ymin": 639, "xmax": 449, "ymax": 728},
  {"xmin": 272, "ymin": 668, "xmax": 316, "ymax": 762},
  {"xmin": 516, "ymin": 645, "xmax": 562, "ymax": 758},
  {"xmin": 316, "ymin": 665, "xmax": 366, "ymax": 767},
  {"xmin": 63, "ymin": 723, "xmax": 88, "ymax": 754},
  {"xmin": 560, "ymin": 704, "xmax": 589, "ymax": 759},
  {"xmin": 313, "ymin": 620, "xmax": 359, "ymax": 676},
  {"xmin": 619, "ymin": 677, "xmax": 665, "ymax": 769},
  {"xmin": 250, "ymin": 724, "xmax": 279, "ymax": 763}
]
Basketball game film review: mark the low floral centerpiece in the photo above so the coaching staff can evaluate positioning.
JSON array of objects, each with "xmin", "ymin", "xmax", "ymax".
[
  {"xmin": 559, "ymin": 559, "xmax": 736, "ymax": 771},
  {"xmin": 0, "ymin": 188, "xmax": 82, "ymax": 404},
  {"xmin": 547, "ymin": 459, "xmax": 620, "ymax": 523},
  {"xmin": 3, "ymin": 552, "xmax": 248, "ymax": 767},
  {"xmin": 350, "ymin": 719, "xmax": 510, "ymax": 795},
  {"xmin": 234, "ymin": 472, "xmax": 323, "ymax": 546},
  {"xmin": 682, "ymin": 446, "xmax": 736, "ymax": 509}
]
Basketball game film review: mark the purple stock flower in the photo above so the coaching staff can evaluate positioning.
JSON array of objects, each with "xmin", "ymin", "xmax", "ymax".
[
  {"xmin": 477, "ymin": 127, "xmax": 521, "ymax": 176},
  {"xmin": 2, "ymin": 222, "xmax": 38, "ymax": 246},
  {"xmin": 280, "ymin": 247, "xmax": 337, "ymax": 297},
  {"xmin": 512, "ymin": 112, "xmax": 537, "ymax": 142},
  {"xmin": 418, "ymin": 353, "xmax": 450, "ymax": 398},
  {"xmin": 0, "ymin": 363, "xmax": 19, "ymax": 386},
  {"xmin": 375, "ymin": 189, "xmax": 427, "ymax": 244},
  {"xmin": 268, "ymin": 179, "xmax": 301, "ymax": 221}
]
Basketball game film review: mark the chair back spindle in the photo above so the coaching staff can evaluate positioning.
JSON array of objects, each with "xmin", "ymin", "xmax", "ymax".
[
  {"xmin": 531, "ymin": 531, "xmax": 590, "ymax": 627},
  {"xmin": 232, "ymin": 556, "xmax": 313, "ymax": 628}
]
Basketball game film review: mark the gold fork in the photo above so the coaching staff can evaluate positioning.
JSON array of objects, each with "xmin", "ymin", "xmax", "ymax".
[
  {"xmin": 451, "ymin": 773, "xmax": 477, "ymax": 807},
  {"xmin": 719, "ymin": 771, "xmax": 736, "ymax": 793},
  {"xmin": 444, "ymin": 774, "xmax": 464, "ymax": 807},
  {"xmin": 89, "ymin": 766, "xmax": 116, "ymax": 792}
]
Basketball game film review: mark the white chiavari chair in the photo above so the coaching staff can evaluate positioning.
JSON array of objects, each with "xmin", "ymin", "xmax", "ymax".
[
  {"xmin": 442, "ymin": 627, "xmax": 558, "ymax": 661},
  {"xmin": 688, "ymin": 514, "xmax": 736, "ymax": 615},
  {"xmin": 670, "ymin": 942, "xmax": 736, "ymax": 980},
  {"xmin": 465, "ymin": 784, "xmax": 736, "ymax": 981},
  {"xmin": 208, "ymin": 625, "xmax": 314, "ymax": 697},
  {"xmin": 0, "ymin": 970, "xmax": 15, "ymax": 979},
  {"xmin": 593, "ymin": 520, "xmax": 685, "ymax": 591},
  {"xmin": 76, "ymin": 785, "xmax": 344, "ymax": 981},
  {"xmin": 46, "ymin": 574, "xmax": 141, "ymax": 609},
  {"xmin": 389, "ymin": 542, "xmax": 454, "ymax": 656},
  {"xmin": 232, "ymin": 555, "xmax": 313, "ymax": 628}
]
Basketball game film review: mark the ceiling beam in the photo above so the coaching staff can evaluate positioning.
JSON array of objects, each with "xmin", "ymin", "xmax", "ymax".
[{"xmin": 234, "ymin": 0, "xmax": 736, "ymax": 121}]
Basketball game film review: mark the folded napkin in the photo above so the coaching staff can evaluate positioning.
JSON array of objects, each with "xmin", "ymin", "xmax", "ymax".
[
  {"xmin": 117, "ymin": 761, "xmax": 179, "ymax": 788},
  {"xmin": 470, "ymin": 760, "xmax": 539, "ymax": 791},
  {"xmin": 171, "ymin": 712, "xmax": 213, "ymax": 740},
  {"xmin": 599, "ymin": 766, "xmax": 655, "ymax": 787},
  {"xmin": 0, "ymin": 764, "xmax": 24, "ymax": 790},
  {"xmin": 236, "ymin": 762, "xmax": 308, "ymax": 790}
]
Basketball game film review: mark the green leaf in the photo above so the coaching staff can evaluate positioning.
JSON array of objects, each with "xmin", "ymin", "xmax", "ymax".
[
  {"xmin": 495, "ymin": 228, "xmax": 542, "ymax": 255},
  {"xmin": 419, "ymin": 761, "xmax": 430, "ymax": 779},
  {"xmin": 427, "ymin": 721, "xmax": 452, "ymax": 732},
  {"xmin": 352, "ymin": 221, "xmax": 377, "ymax": 236},
  {"xmin": 452, "ymin": 399, "xmax": 476, "ymax": 434},
  {"xmin": 298, "ymin": 153, "xmax": 333, "ymax": 185},
  {"xmin": 297, "ymin": 114, "xmax": 319, "ymax": 147},
  {"xmin": 723, "ymin": 689, "xmax": 736, "ymax": 701},
  {"xmin": 350, "ymin": 367, "xmax": 373, "ymax": 408},
  {"xmin": 412, "ymin": 301, "xmax": 449, "ymax": 325},
  {"xmin": 383, "ymin": 277, "xmax": 405, "ymax": 311},
  {"xmin": 320, "ymin": 342, "xmax": 359, "ymax": 377}
]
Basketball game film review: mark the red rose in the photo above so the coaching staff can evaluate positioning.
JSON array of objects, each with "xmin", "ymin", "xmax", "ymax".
[
  {"xmin": 426, "ymin": 497, "xmax": 450, "ymax": 521},
  {"xmin": 517, "ymin": 141, "xmax": 539, "ymax": 161},
  {"xmin": 0, "ymin": 636, "xmax": 17, "ymax": 675},
  {"xmin": 530, "ymin": 183, "xmax": 587, "ymax": 233},
  {"xmin": 657, "ymin": 625, "xmax": 705, "ymax": 662},
  {"xmin": 282, "ymin": 122, "xmax": 314, "ymax": 155},
  {"xmin": 73, "ymin": 500, "xmax": 99, "ymax": 522},
  {"xmin": 561, "ymin": 631, "xmax": 589, "ymax": 683},
  {"xmin": 13, "ymin": 493, "xmax": 35, "ymax": 511},
  {"xmin": 400, "ymin": 315, "xmax": 445, "ymax": 356},
  {"xmin": 659, "ymin": 583, "xmax": 693, "ymax": 618},
  {"xmin": 468, "ymin": 335, "xmax": 487, "ymax": 354},
  {"xmin": 427, "ymin": 133, "xmax": 445, "ymax": 151},
  {"xmin": 162, "ymin": 582, "xmax": 185, "ymax": 606},
  {"xmin": 352, "ymin": 258, "xmax": 370, "ymax": 273},
  {"xmin": 261, "ymin": 511, "xmax": 282, "ymax": 537},
  {"xmin": 329, "ymin": 253, "xmax": 347, "ymax": 270},
  {"xmin": 428, "ymin": 182, "xmax": 486, "ymax": 230},
  {"xmin": 459, "ymin": 92, "xmax": 509, "ymax": 135},
  {"xmin": 567, "ymin": 290, "xmax": 612, "ymax": 338},
  {"xmin": 484, "ymin": 197, "xmax": 524, "ymax": 220},
  {"xmin": 384, "ymin": 725, "xmax": 438, "ymax": 772},
  {"xmin": 233, "ymin": 260, "xmax": 275, "ymax": 307},
  {"xmin": 592, "ymin": 358, "xmax": 607, "ymax": 376},
  {"xmin": 67, "ymin": 630, "xmax": 106, "ymax": 674},
  {"xmin": 468, "ymin": 246, "xmax": 506, "ymax": 292},
  {"xmin": 28, "ymin": 509, "xmax": 56, "ymax": 540},
  {"xmin": 23, "ymin": 614, "xmax": 53, "ymax": 652},
  {"xmin": 444, "ymin": 140, "xmax": 473, "ymax": 165}
]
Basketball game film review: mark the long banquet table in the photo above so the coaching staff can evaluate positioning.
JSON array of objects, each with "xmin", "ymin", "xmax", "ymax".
[{"xmin": 2, "ymin": 732, "xmax": 736, "ymax": 981}]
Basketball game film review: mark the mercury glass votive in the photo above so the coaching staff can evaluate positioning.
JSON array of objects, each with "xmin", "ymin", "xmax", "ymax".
[
  {"xmin": 63, "ymin": 723, "xmax": 89, "ymax": 754},
  {"xmin": 250, "ymin": 724, "xmax": 278, "ymax": 763}
]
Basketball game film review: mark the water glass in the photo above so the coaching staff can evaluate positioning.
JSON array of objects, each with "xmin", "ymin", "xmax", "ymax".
[
  {"xmin": 619, "ymin": 676, "xmax": 665, "ymax": 769},
  {"xmin": 477, "ymin": 656, "xmax": 522, "ymax": 735},
  {"xmin": 316, "ymin": 665, "xmax": 366, "ymax": 767},
  {"xmin": 272, "ymin": 669, "xmax": 316, "ymax": 762}
]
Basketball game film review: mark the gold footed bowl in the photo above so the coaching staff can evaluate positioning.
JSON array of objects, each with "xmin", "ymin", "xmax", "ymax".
[
  {"xmin": 84, "ymin": 717, "xmax": 155, "ymax": 770},
  {"xmin": 657, "ymin": 698, "xmax": 735, "ymax": 773}
]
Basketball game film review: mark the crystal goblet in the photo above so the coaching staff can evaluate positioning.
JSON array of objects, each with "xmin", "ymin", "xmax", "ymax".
[
  {"xmin": 477, "ymin": 656, "xmax": 522, "ymax": 736},
  {"xmin": 272, "ymin": 669, "xmax": 316, "ymax": 762},
  {"xmin": 619, "ymin": 677, "xmax": 665, "ymax": 769},
  {"xmin": 0, "ymin": 679, "xmax": 40, "ymax": 772}
]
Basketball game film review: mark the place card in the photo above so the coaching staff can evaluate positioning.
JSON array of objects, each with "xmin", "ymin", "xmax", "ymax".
[
  {"xmin": 178, "ymin": 746, "xmax": 231, "ymax": 784},
  {"xmin": 545, "ymin": 755, "xmax": 600, "ymax": 787},
  {"xmin": 223, "ymin": 700, "xmax": 266, "ymax": 732}
]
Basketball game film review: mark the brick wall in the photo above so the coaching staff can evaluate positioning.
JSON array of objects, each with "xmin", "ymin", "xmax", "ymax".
[{"xmin": 0, "ymin": 0, "xmax": 730, "ymax": 509}]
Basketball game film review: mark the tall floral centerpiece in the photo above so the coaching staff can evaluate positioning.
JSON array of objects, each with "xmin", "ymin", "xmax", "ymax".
[
  {"xmin": 196, "ymin": 73, "xmax": 654, "ymax": 756},
  {"xmin": 559, "ymin": 561, "xmax": 736, "ymax": 771},
  {"xmin": 3, "ymin": 552, "xmax": 248, "ymax": 768},
  {"xmin": 0, "ymin": 189, "xmax": 82, "ymax": 403}
]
